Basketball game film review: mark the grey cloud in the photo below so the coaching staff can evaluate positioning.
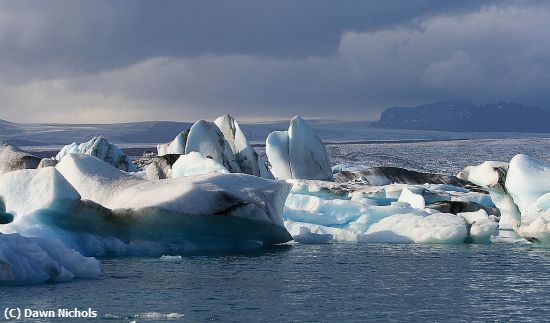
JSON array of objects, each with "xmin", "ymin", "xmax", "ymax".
[{"xmin": 0, "ymin": 2, "xmax": 549, "ymax": 122}]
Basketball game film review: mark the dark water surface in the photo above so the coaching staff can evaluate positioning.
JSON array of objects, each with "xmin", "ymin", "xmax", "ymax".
[{"xmin": 2, "ymin": 243, "xmax": 550, "ymax": 322}]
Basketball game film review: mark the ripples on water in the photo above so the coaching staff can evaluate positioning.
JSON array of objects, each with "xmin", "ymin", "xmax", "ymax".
[{"xmin": 2, "ymin": 243, "xmax": 550, "ymax": 322}]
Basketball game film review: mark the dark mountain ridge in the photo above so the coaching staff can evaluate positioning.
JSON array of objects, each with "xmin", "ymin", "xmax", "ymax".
[{"xmin": 372, "ymin": 101, "xmax": 550, "ymax": 132}]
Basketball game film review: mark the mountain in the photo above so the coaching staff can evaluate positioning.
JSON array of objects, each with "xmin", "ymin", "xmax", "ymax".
[{"xmin": 372, "ymin": 101, "xmax": 550, "ymax": 132}]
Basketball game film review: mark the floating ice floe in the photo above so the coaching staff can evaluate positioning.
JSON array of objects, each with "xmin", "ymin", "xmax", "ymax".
[
  {"xmin": 55, "ymin": 136, "xmax": 138, "ymax": 172},
  {"xmin": 266, "ymin": 116, "xmax": 332, "ymax": 181},
  {"xmin": 0, "ymin": 233, "xmax": 101, "ymax": 285},
  {"xmin": 282, "ymin": 179, "xmax": 497, "ymax": 244},
  {"xmin": 0, "ymin": 141, "xmax": 40, "ymax": 176}
]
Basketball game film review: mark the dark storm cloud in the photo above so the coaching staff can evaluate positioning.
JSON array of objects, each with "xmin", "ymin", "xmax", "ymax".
[{"xmin": 0, "ymin": 0, "xmax": 549, "ymax": 122}]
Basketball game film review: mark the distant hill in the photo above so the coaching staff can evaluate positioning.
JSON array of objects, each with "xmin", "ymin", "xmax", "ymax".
[{"xmin": 372, "ymin": 101, "xmax": 550, "ymax": 132}]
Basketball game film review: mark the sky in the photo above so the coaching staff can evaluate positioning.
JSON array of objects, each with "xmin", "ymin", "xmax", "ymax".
[{"xmin": 0, "ymin": 0, "xmax": 549, "ymax": 123}]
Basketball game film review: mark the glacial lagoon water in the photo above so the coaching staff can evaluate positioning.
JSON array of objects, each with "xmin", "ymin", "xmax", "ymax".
[{"xmin": 2, "ymin": 242, "xmax": 550, "ymax": 322}]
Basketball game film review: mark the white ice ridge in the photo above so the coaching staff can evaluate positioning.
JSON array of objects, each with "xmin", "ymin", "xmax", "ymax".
[
  {"xmin": 55, "ymin": 136, "xmax": 137, "ymax": 172},
  {"xmin": 157, "ymin": 130, "xmax": 188, "ymax": 156},
  {"xmin": 0, "ymin": 233, "xmax": 101, "ymax": 285},
  {"xmin": 185, "ymin": 120, "xmax": 241, "ymax": 173},
  {"xmin": 54, "ymin": 154, "xmax": 292, "ymax": 246},
  {"xmin": 266, "ymin": 116, "xmax": 332, "ymax": 181}
]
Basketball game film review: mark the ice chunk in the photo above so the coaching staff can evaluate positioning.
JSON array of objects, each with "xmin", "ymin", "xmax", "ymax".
[
  {"xmin": 266, "ymin": 131, "xmax": 292, "ymax": 179},
  {"xmin": 55, "ymin": 154, "xmax": 292, "ymax": 246},
  {"xmin": 288, "ymin": 116, "xmax": 332, "ymax": 181},
  {"xmin": 266, "ymin": 116, "xmax": 332, "ymax": 181},
  {"xmin": 0, "ymin": 167, "xmax": 80, "ymax": 218},
  {"xmin": 459, "ymin": 210, "xmax": 498, "ymax": 244},
  {"xmin": 506, "ymin": 154, "xmax": 550, "ymax": 222},
  {"xmin": 185, "ymin": 120, "xmax": 241, "ymax": 173},
  {"xmin": 214, "ymin": 115, "xmax": 260, "ymax": 176},
  {"xmin": 459, "ymin": 161, "xmax": 520, "ymax": 229},
  {"xmin": 292, "ymin": 227, "xmax": 333, "ymax": 244},
  {"xmin": 0, "ymin": 142, "xmax": 40, "ymax": 175},
  {"xmin": 144, "ymin": 157, "xmax": 172, "ymax": 180},
  {"xmin": 55, "ymin": 136, "xmax": 137, "ymax": 172},
  {"xmin": 171, "ymin": 152, "xmax": 229, "ymax": 177},
  {"xmin": 157, "ymin": 130, "xmax": 188, "ymax": 156},
  {"xmin": 0, "ymin": 233, "xmax": 101, "ymax": 285},
  {"xmin": 364, "ymin": 213, "xmax": 468, "ymax": 244},
  {"xmin": 398, "ymin": 187, "xmax": 425, "ymax": 209}
]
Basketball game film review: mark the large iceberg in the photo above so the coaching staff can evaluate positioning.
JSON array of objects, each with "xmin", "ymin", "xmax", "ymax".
[
  {"xmin": 54, "ymin": 154, "xmax": 291, "ymax": 247},
  {"xmin": 214, "ymin": 115, "xmax": 260, "ymax": 176},
  {"xmin": 55, "ymin": 136, "xmax": 138, "ymax": 172},
  {"xmin": 0, "ymin": 141, "xmax": 40, "ymax": 176},
  {"xmin": 266, "ymin": 116, "xmax": 332, "ymax": 181},
  {"xmin": 185, "ymin": 120, "xmax": 241, "ymax": 173}
]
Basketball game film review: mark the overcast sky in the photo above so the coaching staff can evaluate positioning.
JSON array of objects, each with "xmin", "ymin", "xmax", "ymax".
[{"xmin": 1, "ymin": 0, "xmax": 549, "ymax": 123}]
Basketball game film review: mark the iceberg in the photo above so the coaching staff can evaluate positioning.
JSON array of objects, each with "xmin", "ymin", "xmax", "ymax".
[
  {"xmin": 0, "ymin": 142, "xmax": 40, "ymax": 175},
  {"xmin": 398, "ymin": 187, "xmax": 425, "ymax": 209},
  {"xmin": 214, "ymin": 115, "xmax": 260, "ymax": 176},
  {"xmin": 266, "ymin": 116, "xmax": 332, "ymax": 181},
  {"xmin": 55, "ymin": 136, "xmax": 138, "ymax": 172},
  {"xmin": 288, "ymin": 116, "xmax": 333, "ymax": 181},
  {"xmin": 171, "ymin": 151, "xmax": 229, "ymax": 177},
  {"xmin": 282, "ymin": 179, "xmax": 497, "ymax": 244},
  {"xmin": 266, "ymin": 131, "xmax": 292, "ymax": 180},
  {"xmin": 157, "ymin": 130, "xmax": 188, "ymax": 156},
  {"xmin": 459, "ymin": 210, "xmax": 498, "ymax": 244},
  {"xmin": 0, "ymin": 233, "xmax": 101, "ymax": 285},
  {"xmin": 363, "ymin": 213, "xmax": 468, "ymax": 244},
  {"xmin": 185, "ymin": 120, "xmax": 241, "ymax": 173},
  {"xmin": 505, "ymin": 154, "xmax": 550, "ymax": 220},
  {"xmin": 54, "ymin": 154, "xmax": 292, "ymax": 247},
  {"xmin": 0, "ymin": 167, "xmax": 80, "ymax": 218},
  {"xmin": 458, "ymin": 161, "xmax": 520, "ymax": 229}
]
